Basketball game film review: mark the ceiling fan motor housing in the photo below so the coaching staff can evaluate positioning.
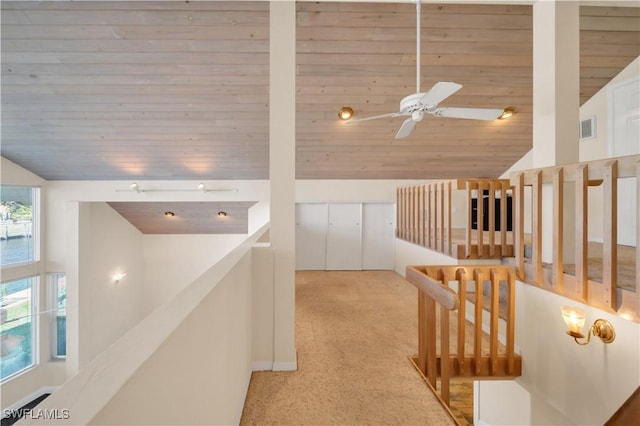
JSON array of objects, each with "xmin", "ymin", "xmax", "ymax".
[{"xmin": 400, "ymin": 92, "xmax": 437, "ymax": 114}]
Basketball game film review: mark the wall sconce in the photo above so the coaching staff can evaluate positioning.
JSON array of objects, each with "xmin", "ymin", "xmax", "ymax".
[
  {"xmin": 198, "ymin": 183, "xmax": 206, "ymax": 193},
  {"xmin": 130, "ymin": 182, "xmax": 141, "ymax": 193},
  {"xmin": 499, "ymin": 107, "xmax": 514, "ymax": 120},
  {"xmin": 338, "ymin": 106, "xmax": 354, "ymax": 121},
  {"xmin": 113, "ymin": 272, "xmax": 127, "ymax": 284},
  {"xmin": 164, "ymin": 211, "xmax": 175, "ymax": 217},
  {"xmin": 217, "ymin": 211, "xmax": 227, "ymax": 217},
  {"xmin": 561, "ymin": 306, "xmax": 615, "ymax": 345}
]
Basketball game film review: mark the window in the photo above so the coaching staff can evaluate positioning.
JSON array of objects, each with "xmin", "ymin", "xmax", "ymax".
[
  {"xmin": 1, "ymin": 186, "xmax": 36, "ymax": 267},
  {"xmin": 1, "ymin": 277, "xmax": 37, "ymax": 380},
  {"xmin": 1, "ymin": 185, "xmax": 41, "ymax": 382},
  {"xmin": 48, "ymin": 273, "xmax": 66, "ymax": 358}
]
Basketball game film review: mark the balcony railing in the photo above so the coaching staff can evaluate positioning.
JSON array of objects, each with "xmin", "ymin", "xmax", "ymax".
[
  {"xmin": 510, "ymin": 154, "xmax": 639, "ymax": 322},
  {"xmin": 406, "ymin": 265, "xmax": 521, "ymax": 408},
  {"xmin": 397, "ymin": 179, "xmax": 514, "ymax": 259}
]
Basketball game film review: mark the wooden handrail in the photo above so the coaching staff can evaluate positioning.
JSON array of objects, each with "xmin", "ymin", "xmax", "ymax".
[{"xmin": 406, "ymin": 265, "xmax": 521, "ymax": 408}]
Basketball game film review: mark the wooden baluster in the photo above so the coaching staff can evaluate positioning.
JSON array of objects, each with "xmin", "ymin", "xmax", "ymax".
[
  {"xmin": 413, "ymin": 186, "xmax": 419, "ymax": 244},
  {"xmin": 603, "ymin": 160, "xmax": 618, "ymax": 310},
  {"xmin": 477, "ymin": 181, "xmax": 485, "ymax": 258},
  {"xmin": 575, "ymin": 165, "xmax": 588, "ymax": 300},
  {"xmin": 515, "ymin": 173, "xmax": 525, "ymax": 279},
  {"xmin": 439, "ymin": 182, "xmax": 445, "ymax": 253},
  {"xmin": 418, "ymin": 289, "xmax": 427, "ymax": 375},
  {"xmin": 446, "ymin": 181, "xmax": 452, "ymax": 256},
  {"xmin": 456, "ymin": 268, "xmax": 467, "ymax": 375},
  {"xmin": 440, "ymin": 302, "xmax": 451, "ymax": 406},
  {"xmin": 432, "ymin": 183, "xmax": 437, "ymax": 250},
  {"xmin": 425, "ymin": 269, "xmax": 439, "ymax": 388},
  {"xmin": 489, "ymin": 269, "xmax": 499, "ymax": 375},
  {"xmin": 396, "ymin": 188, "xmax": 401, "ymax": 238},
  {"xmin": 489, "ymin": 180, "xmax": 496, "ymax": 257},
  {"xmin": 404, "ymin": 187, "xmax": 410, "ymax": 241},
  {"xmin": 506, "ymin": 269, "xmax": 516, "ymax": 375},
  {"xmin": 427, "ymin": 184, "xmax": 432, "ymax": 248},
  {"xmin": 466, "ymin": 181, "xmax": 473, "ymax": 258},
  {"xmin": 553, "ymin": 168, "xmax": 564, "ymax": 291},
  {"xmin": 532, "ymin": 171, "xmax": 543, "ymax": 284},
  {"xmin": 409, "ymin": 186, "xmax": 415, "ymax": 243},
  {"xmin": 500, "ymin": 182, "xmax": 508, "ymax": 256},
  {"xmin": 419, "ymin": 185, "xmax": 425, "ymax": 246},
  {"xmin": 473, "ymin": 268, "xmax": 483, "ymax": 375}
]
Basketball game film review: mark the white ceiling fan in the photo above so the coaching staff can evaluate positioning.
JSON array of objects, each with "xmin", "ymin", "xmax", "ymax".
[{"xmin": 346, "ymin": 0, "xmax": 504, "ymax": 139}]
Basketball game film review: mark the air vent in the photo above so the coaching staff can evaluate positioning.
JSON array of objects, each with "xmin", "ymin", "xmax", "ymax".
[{"xmin": 580, "ymin": 116, "xmax": 596, "ymax": 140}]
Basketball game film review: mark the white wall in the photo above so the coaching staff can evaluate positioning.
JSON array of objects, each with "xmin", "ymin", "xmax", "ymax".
[
  {"xmin": 142, "ymin": 234, "xmax": 247, "ymax": 311},
  {"xmin": 296, "ymin": 179, "xmax": 426, "ymax": 203},
  {"xmin": 82, "ymin": 203, "xmax": 147, "ymax": 361},
  {"xmin": 19, "ymin": 226, "xmax": 269, "ymax": 426},
  {"xmin": 476, "ymin": 281, "xmax": 640, "ymax": 426}
]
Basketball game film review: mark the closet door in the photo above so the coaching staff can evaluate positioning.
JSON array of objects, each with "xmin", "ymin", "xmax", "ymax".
[
  {"xmin": 326, "ymin": 203, "xmax": 362, "ymax": 270},
  {"xmin": 362, "ymin": 203, "xmax": 395, "ymax": 270},
  {"xmin": 295, "ymin": 203, "xmax": 328, "ymax": 270}
]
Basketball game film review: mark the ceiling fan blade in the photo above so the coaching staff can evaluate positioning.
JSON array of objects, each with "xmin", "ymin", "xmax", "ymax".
[
  {"xmin": 419, "ymin": 82, "xmax": 462, "ymax": 106},
  {"xmin": 395, "ymin": 118, "xmax": 417, "ymax": 139},
  {"xmin": 346, "ymin": 111, "xmax": 407, "ymax": 125},
  {"xmin": 433, "ymin": 107, "xmax": 503, "ymax": 121}
]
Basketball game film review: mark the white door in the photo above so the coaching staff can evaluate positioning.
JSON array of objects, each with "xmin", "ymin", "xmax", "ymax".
[
  {"xmin": 362, "ymin": 203, "xmax": 395, "ymax": 270},
  {"xmin": 326, "ymin": 203, "xmax": 362, "ymax": 270},
  {"xmin": 295, "ymin": 203, "xmax": 328, "ymax": 270},
  {"xmin": 610, "ymin": 77, "xmax": 640, "ymax": 246}
]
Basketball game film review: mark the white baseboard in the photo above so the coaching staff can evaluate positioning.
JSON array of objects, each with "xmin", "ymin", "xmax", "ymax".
[
  {"xmin": 2, "ymin": 386, "xmax": 58, "ymax": 417},
  {"xmin": 272, "ymin": 361, "xmax": 297, "ymax": 371},
  {"xmin": 252, "ymin": 361, "xmax": 274, "ymax": 371}
]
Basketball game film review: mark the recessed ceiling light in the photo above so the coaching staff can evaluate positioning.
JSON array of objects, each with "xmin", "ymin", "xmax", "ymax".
[
  {"xmin": 338, "ymin": 106, "xmax": 353, "ymax": 120},
  {"xmin": 499, "ymin": 107, "xmax": 515, "ymax": 120},
  {"xmin": 164, "ymin": 211, "xmax": 175, "ymax": 217},
  {"xmin": 217, "ymin": 211, "xmax": 227, "ymax": 217}
]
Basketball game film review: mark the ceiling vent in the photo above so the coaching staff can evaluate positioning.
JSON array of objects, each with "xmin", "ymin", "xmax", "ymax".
[{"xmin": 580, "ymin": 116, "xmax": 596, "ymax": 140}]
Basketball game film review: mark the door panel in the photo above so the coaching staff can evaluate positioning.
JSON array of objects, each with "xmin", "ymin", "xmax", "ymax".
[
  {"xmin": 295, "ymin": 203, "xmax": 328, "ymax": 270},
  {"xmin": 362, "ymin": 203, "xmax": 395, "ymax": 270},
  {"xmin": 326, "ymin": 203, "xmax": 362, "ymax": 270}
]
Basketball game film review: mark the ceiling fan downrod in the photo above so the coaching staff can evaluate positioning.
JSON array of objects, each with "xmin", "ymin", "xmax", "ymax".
[{"xmin": 415, "ymin": 0, "xmax": 421, "ymax": 94}]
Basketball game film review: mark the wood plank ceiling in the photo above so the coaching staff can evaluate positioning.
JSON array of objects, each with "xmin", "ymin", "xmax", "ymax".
[{"xmin": 1, "ymin": 1, "xmax": 639, "ymax": 181}]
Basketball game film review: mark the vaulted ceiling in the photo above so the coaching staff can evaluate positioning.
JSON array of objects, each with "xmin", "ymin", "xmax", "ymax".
[{"xmin": 1, "ymin": 1, "xmax": 639, "ymax": 182}]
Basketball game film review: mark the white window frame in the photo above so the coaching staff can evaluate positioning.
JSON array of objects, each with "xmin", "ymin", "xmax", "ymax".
[{"xmin": 1, "ymin": 186, "xmax": 42, "ymax": 382}]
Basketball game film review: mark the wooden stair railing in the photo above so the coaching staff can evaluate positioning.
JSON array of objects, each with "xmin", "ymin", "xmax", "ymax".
[
  {"xmin": 510, "ymin": 154, "xmax": 640, "ymax": 322},
  {"xmin": 406, "ymin": 265, "xmax": 522, "ymax": 408},
  {"xmin": 397, "ymin": 179, "xmax": 514, "ymax": 259}
]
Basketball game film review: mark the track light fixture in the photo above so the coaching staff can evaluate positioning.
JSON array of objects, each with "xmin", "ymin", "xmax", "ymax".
[{"xmin": 130, "ymin": 182, "xmax": 141, "ymax": 193}]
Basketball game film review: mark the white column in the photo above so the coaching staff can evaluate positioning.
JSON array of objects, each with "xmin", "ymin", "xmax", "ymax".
[
  {"xmin": 533, "ymin": 1, "xmax": 579, "ymax": 264},
  {"xmin": 269, "ymin": 1, "xmax": 297, "ymax": 371},
  {"xmin": 533, "ymin": 0, "xmax": 580, "ymax": 167}
]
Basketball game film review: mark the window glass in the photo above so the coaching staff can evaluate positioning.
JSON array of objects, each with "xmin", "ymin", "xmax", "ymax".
[
  {"xmin": 1, "ymin": 186, "xmax": 35, "ymax": 266},
  {"xmin": 1, "ymin": 277, "xmax": 36, "ymax": 380},
  {"xmin": 48, "ymin": 273, "xmax": 66, "ymax": 358}
]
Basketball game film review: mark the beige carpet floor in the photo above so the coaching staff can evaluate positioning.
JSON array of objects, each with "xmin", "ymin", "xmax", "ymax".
[{"xmin": 240, "ymin": 270, "xmax": 457, "ymax": 426}]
